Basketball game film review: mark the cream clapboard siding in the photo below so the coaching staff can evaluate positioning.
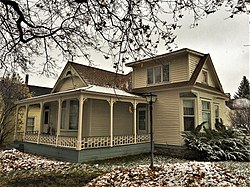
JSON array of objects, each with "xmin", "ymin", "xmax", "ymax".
[
  {"xmin": 195, "ymin": 90, "xmax": 230, "ymax": 128},
  {"xmin": 153, "ymin": 90, "xmax": 182, "ymax": 145},
  {"xmin": 58, "ymin": 76, "xmax": 85, "ymax": 92},
  {"xmin": 188, "ymin": 54, "xmax": 200, "ymax": 79},
  {"xmin": 113, "ymin": 102, "xmax": 133, "ymax": 135},
  {"xmin": 133, "ymin": 66, "xmax": 147, "ymax": 89},
  {"xmin": 170, "ymin": 56, "xmax": 188, "ymax": 83},
  {"xmin": 133, "ymin": 55, "xmax": 189, "ymax": 89},
  {"xmin": 89, "ymin": 99, "xmax": 110, "ymax": 136}
]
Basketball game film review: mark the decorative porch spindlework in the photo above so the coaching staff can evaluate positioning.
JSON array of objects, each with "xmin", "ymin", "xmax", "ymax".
[{"xmin": 15, "ymin": 132, "xmax": 150, "ymax": 150}]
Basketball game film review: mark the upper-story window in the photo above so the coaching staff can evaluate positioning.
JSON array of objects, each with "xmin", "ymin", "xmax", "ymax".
[
  {"xmin": 147, "ymin": 64, "xmax": 169, "ymax": 84},
  {"xmin": 202, "ymin": 70, "xmax": 208, "ymax": 84}
]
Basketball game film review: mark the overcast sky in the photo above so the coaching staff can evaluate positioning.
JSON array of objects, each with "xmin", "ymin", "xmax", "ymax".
[{"xmin": 28, "ymin": 8, "xmax": 249, "ymax": 96}]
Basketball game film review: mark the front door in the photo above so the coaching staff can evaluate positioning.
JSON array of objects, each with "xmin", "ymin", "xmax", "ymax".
[
  {"xmin": 42, "ymin": 106, "xmax": 50, "ymax": 134},
  {"xmin": 137, "ymin": 108, "xmax": 147, "ymax": 134}
]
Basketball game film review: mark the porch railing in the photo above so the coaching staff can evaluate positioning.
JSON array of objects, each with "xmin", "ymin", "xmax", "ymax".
[{"xmin": 15, "ymin": 132, "xmax": 150, "ymax": 150}]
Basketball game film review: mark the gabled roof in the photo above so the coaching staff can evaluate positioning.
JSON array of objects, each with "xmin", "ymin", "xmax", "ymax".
[
  {"xmin": 130, "ymin": 52, "xmax": 226, "ymax": 97},
  {"xmin": 70, "ymin": 62, "xmax": 131, "ymax": 90},
  {"xmin": 52, "ymin": 62, "xmax": 132, "ymax": 93}
]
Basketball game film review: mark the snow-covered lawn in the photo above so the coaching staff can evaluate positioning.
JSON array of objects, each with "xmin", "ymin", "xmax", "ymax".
[{"xmin": 0, "ymin": 149, "xmax": 249, "ymax": 186}]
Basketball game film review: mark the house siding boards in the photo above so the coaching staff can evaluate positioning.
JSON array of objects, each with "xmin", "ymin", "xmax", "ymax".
[
  {"xmin": 188, "ymin": 54, "xmax": 200, "ymax": 79},
  {"xmin": 89, "ymin": 99, "xmax": 110, "ymax": 136},
  {"xmin": 154, "ymin": 90, "xmax": 182, "ymax": 145}
]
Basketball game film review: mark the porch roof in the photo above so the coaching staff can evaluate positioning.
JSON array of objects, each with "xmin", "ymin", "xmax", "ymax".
[{"xmin": 16, "ymin": 84, "xmax": 145, "ymax": 104}]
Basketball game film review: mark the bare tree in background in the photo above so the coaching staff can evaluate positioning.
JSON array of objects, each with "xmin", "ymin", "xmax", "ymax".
[
  {"xmin": 0, "ymin": 74, "xmax": 30, "ymax": 146},
  {"xmin": 0, "ymin": 0, "xmax": 249, "ymax": 76}
]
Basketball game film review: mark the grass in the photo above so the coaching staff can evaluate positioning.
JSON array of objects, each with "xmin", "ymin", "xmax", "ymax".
[{"xmin": 1, "ymin": 153, "xmax": 249, "ymax": 187}]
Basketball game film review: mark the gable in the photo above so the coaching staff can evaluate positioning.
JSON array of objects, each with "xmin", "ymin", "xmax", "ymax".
[
  {"xmin": 52, "ymin": 63, "xmax": 86, "ymax": 93},
  {"xmin": 52, "ymin": 62, "xmax": 132, "ymax": 93},
  {"xmin": 194, "ymin": 55, "xmax": 224, "ymax": 93}
]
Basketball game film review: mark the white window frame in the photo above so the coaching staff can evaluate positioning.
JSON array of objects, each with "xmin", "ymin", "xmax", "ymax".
[
  {"xmin": 147, "ymin": 63, "xmax": 170, "ymax": 85},
  {"xmin": 202, "ymin": 100, "xmax": 211, "ymax": 129},
  {"xmin": 183, "ymin": 99, "xmax": 196, "ymax": 131}
]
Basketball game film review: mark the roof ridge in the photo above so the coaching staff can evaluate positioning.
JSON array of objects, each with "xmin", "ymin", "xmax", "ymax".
[{"xmin": 69, "ymin": 61, "xmax": 129, "ymax": 76}]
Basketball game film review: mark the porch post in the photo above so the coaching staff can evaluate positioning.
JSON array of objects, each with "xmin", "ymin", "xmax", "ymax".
[
  {"xmin": 23, "ymin": 104, "xmax": 28, "ymax": 137},
  {"xmin": 133, "ymin": 101, "xmax": 137, "ymax": 144},
  {"xmin": 56, "ymin": 98, "xmax": 62, "ymax": 147},
  {"xmin": 37, "ymin": 101, "xmax": 43, "ymax": 144},
  {"xmin": 109, "ymin": 98, "xmax": 114, "ymax": 147},
  {"xmin": 14, "ymin": 105, "xmax": 19, "ymax": 141},
  {"xmin": 76, "ymin": 95, "xmax": 84, "ymax": 150}
]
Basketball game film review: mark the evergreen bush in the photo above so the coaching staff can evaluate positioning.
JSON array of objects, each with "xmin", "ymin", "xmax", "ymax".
[{"xmin": 182, "ymin": 120, "xmax": 250, "ymax": 161}]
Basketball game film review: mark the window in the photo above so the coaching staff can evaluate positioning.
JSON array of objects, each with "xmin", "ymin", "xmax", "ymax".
[
  {"xmin": 44, "ymin": 106, "xmax": 49, "ymax": 125},
  {"xmin": 202, "ymin": 101, "xmax": 211, "ymax": 128},
  {"xmin": 61, "ymin": 101, "xmax": 66, "ymax": 129},
  {"xmin": 214, "ymin": 104, "xmax": 219, "ymax": 123},
  {"xmin": 138, "ymin": 110, "xmax": 146, "ymax": 131},
  {"xmin": 202, "ymin": 70, "xmax": 208, "ymax": 84},
  {"xmin": 183, "ymin": 100, "xmax": 195, "ymax": 131},
  {"xmin": 154, "ymin": 66, "xmax": 161, "ymax": 83},
  {"xmin": 27, "ymin": 117, "xmax": 35, "ymax": 132},
  {"xmin": 69, "ymin": 100, "xmax": 79, "ymax": 130},
  {"xmin": 147, "ymin": 64, "xmax": 169, "ymax": 84},
  {"xmin": 163, "ymin": 64, "xmax": 169, "ymax": 82},
  {"xmin": 147, "ymin": 68, "xmax": 153, "ymax": 84}
]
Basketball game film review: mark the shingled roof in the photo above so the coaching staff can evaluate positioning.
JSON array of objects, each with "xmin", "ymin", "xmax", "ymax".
[
  {"xmin": 69, "ymin": 62, "xmax": 132, "ymax": 91},
  {"xmin": 28, "ymin": 85, "xmax": 52, "ymax": 97}
]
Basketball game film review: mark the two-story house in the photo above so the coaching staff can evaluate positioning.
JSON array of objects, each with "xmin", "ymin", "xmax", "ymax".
[
  {"xmin": 13, "ymin": 48, "xmax": 230, "ymax": 162},
  {"xmin": 126, "ymin": 48, "xmax": 230, "ymax": 146}
]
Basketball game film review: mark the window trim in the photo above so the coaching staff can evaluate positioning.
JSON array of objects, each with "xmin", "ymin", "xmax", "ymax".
[
  {"xmin": 182, "ymin": 99, "xmax": 196, "ymax": 132},
  {"xmin": 214, "ymin": 104, "xmax": 220, "ymax": 123},
  {"xmin": 147, "ymin": 63, "xmax": 170, "ymax": 85},
  {"xmin": 202, "ymin": 100, "xmax": 211, "ymax": 128}
]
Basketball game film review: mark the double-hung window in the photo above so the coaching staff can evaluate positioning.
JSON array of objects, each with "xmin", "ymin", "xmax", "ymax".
[
  {"xmin": 183, "ymin": 100, "xmax": 195, "ymax": 131},
  {"xmin": 202, "ymin": 101, "xmax": 211, "ymax": 128},
  {"xmin": 147, "ymin": 64, "xmax": 169, "ymax": 84}
]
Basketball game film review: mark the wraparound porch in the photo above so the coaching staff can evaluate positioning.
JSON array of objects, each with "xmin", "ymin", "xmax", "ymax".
[{"xmin": 14, "ymin": 86, "xmax": 149, "ymax": 152}]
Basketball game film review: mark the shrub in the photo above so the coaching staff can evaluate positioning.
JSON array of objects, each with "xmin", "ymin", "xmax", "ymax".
[{"xmin": 182, "ymin": 120, "xmax": 250, "ymax": 161}]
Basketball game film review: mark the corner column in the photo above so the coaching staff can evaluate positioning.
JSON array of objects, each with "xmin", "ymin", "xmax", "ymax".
[
  {"xmin": 76, "ymin": 95, "xmax": 84, "ymax": 150},
  {"xmin": 23, "ymin": 104, "xmax": 28, "ymax": 137},
  {"xmin": 133, "ymin": 101, "xmax": 137, "ymax": 144},
  {"xmin": 109, "ymin": 98, "xmax": 114, "ymax": 147},
  {"xmin": 37, "ymin": 101, "xmax": 43, "ymax": 144},
  {"xmin": 56, "ymin": 98, "xmax": 62, "ymax": 146}
]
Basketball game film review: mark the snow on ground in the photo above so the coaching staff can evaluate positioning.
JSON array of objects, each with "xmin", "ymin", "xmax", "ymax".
[{"xmin": 0, "ymin": 149, "xmax": 248, "ymax": 186}]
